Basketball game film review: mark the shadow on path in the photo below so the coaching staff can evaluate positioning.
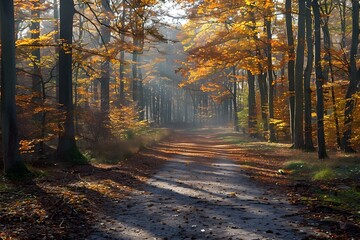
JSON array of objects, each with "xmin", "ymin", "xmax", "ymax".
[{"xmin": 88, "ymin": 129, "xmax": 316, "ymax": 240}]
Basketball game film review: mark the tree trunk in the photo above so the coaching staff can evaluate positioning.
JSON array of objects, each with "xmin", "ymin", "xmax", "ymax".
[
  {"xmin": 100, "ymin": 0, "xmax": 111, "ymax": 116},
  {"xmin": 294, "ymin": 0, "xmax": 306, "ymax": 149},
  {"xmin": 342, "ymin": 0, "xmax": 359, "ymax": 152},
  {"xmin": 265, "ymin": 7, "xmax": 277, "ymax": 142},
  {"xmin": 138, "ymin": 54, "xmax": 145, "ymax": 120},
  {"xmin": 303, "ymin": 0, "xmax": 315, "ymax": 151},
  {"xmin": 258, "ymin": 72, "xmax": 268, "ymax": 139},
  {"xmin": 132, "ymin": 39, "xmax": 138, "ymax": 102},
  {"xmin": 232, "ymin": 66, "xmax": 239, "ymax": 132},
  {"xmin": 313, "ymin": 0, "xmax": 328, "ymax": 159},
  {"xmin": 54, "ymin": 0, "xmax": 59, "ymax": 101},
  {"xmin": 248, "ymin": 70, "xmax": 257, "ymax": 137},
  {"xmin": 56, "ymin": 0, "xmax": 84, "ymax": 162},
  {"xmin": 285, "ymin": 0, "xmax": 295, "ymax": 144},
  {"xmin": 0, "ymin": 0, "xmax": 28, "ymax": 175},
  {"xmin": 31, "ymin": 1, "xmax": 45, "ymax": 154}
]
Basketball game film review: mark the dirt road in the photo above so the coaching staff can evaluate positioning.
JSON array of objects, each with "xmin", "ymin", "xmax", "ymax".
[{"xmin": 88, "ymin": 130, "xmax": 315, "ymax": 240}]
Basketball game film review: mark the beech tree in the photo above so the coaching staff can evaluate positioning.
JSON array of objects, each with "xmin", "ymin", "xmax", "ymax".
[
  {"xmin": 303, "ymin": 0, "xmax": 314, "ymax": 151},
  {"xmin": 56, "ymin": 0, "xmax": 84, "ymax": 162},
  {"xmin": 342, "ymin": 0, "xmax": 359, "ymax": 152},
  {"xmin": 313, "ymin": 0, "xmax": 328, "ymax": 159},
  {"xmin": 293, "ymin": 0, "xmax": 306, "ymax": 149},
  {"xmin": 0, "ymin": 0, "xmax": 28, "ymax": 174},
  {"xmin": 285, "ymin": 0, "xmax": 295, "ymax": 144}
]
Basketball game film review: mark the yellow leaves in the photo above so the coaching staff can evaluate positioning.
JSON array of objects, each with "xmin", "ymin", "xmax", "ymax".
[
  {"xmin": 16, "ymin": 31, "xmax": 57, "ymax": 47},
  {"xmin": 108, "ymin": 103, "xmax": 149, "ymax": 139},
  {"xmin": 19, "ymin": 140, "xmax": 35, "ymax": 154}
]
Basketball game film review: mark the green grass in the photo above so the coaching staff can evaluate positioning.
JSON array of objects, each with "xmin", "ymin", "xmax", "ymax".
[
  {"xmin": 284, "ymin": 154, "xmax": 360, "ymax": 219},
  {"xmin": 284, "ymin": 156, "xmax": 360, "ymax": 181},
  {"xmin": 312, "ymin": 168, "xmax": 337, "ymax": 180}
]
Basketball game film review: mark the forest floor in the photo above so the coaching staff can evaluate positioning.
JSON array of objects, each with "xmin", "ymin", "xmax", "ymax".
[{"xmin": 1, "ymin": 128, "xmax": 360, "ymax": 239}]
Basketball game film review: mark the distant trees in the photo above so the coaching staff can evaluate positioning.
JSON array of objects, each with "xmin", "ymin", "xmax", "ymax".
[
  {"xmin": 0, "ymin": 0, "xmax": 359, "ymax": 171},
  {"xmin": 179, "ymin": 0, "xmax": 360, "ymax": 158},
  {"xmin": 1, "ymin": 0, "xmax": 191, "ymax": 173}
]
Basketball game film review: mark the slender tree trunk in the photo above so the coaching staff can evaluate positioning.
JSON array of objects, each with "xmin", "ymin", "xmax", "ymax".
[
  {"xmin": 342, "ymin": 0, "xmax": 359, "ymax": 152},
  {"xmin": 285, "ymin": 0, "xmax": 295, "ymax": 144},
  {"xmin": 138, "ymin": 54, "xmax": 145, "ymax": 120},
  {"xmin": 232, "ymin": 66, "xmax": 239, "ymax": 131},
  {"xmin": 132, "ymin": 39, "xmax": 138, "ymax": 102},
  {"xmin": 31, "ymin": 1, "xmax": 45, "ymax": 154},
  {"xmin": 303, "ymin": 0, "xmax": 315, "ymax": 151},
  {"xmin": 100, "ymin": 0, "xmax": 111, "ymax": 116},
  {"xmin": 338, "ymin": 0, "xmax": 346, "ymax": 50},
  {"xmin": 54, "ymin": 0, "xmax": 59, "ymax": 101},
  {"xmin": 119, "ymin": 0, "xmax": 126, "ymax": 103},
  {"xmin": 265, "ymin": 6, "xmax": 277, "ymax": 142},
  {"xmin": 258, "ymin": 72, "xmax": 268, "ymax": 139},
  {"xmin": 0, "ymin": 0, "xmax": 28, "ymax": 174},
  {"xmin": 56, "ymin": 0, "xmax": 84, "ymax": 162},
  {"xmin": 313, "ymin": 0, "xmax": 328, "ymax": 159},
  {"xmin": 294, "ymin": 0, "xmax": 306, "ymax": 149},
  {"xmin": 248, "ymin": 70, "xmax": 257, "ymax": 137}
]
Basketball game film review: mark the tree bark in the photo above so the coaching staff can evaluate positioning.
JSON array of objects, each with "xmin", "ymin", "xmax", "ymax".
[
  {"xmin": 258, "ymin": 72, "xmax": 268, "ymax": 139},
  {"xmin": 119, "ymin": 0, "xmax": 126, "ymax": 103},
  {"xmin": 248, "ymin": 70, "xmax": 257, "ymax": 137},
  {"xmin": 265, "ymin": 5, "xmax": 277, "ymax": 142},
  {"xmin": 342, "ymin": 0, "xmax": 359, "ymax": 152},
  {"xmin": 294, "ymin": 0, "xmax": 306, "ymax": 149},
  {"xmin": 100, "ymin": 0, "xmax": 111, "ymax": 116},
  {"xmin": 56, "ymin": 0, "xmax": 84, "ymax": 162},
  {"xmin": 313, "ymin": 0, "xmax": 328, "ymax": 159},
  {"xmin": 303, "ymin": 0, "xmax": 315, "ymax": 151},
  {"xmin": 285, "ymin": 0, "xmax": 295, "ymax": 144},
  {"xmin": 0, "ymin": 0, "xmax": 28, "ymax": 174},
  {"xmin": 232, "ymin": 66, "xmax": 239, "ymax": 132}
]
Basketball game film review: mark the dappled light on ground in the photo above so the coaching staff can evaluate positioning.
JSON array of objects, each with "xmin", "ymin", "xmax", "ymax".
[{"xmin": 88, "ymin": 129, "xmax": 317, "ymax": 239}]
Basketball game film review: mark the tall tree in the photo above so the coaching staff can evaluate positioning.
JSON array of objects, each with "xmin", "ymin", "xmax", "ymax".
[
  {"xmin": 119, "ymin": 0, "xmax": 127, "ymax": 103},
  {"xmin": 232, "ymin": 66, "xmax": 239, "ymax": 132},
  {"xmin": 0, "ymin": 0, "xmax": 28, "ymax": 174},
  {"xmin": 294, "ymin": 0, "xmax": 306, "ymax": 149},
  {"xmin": 313, "ymin": 0, "xmax": 328, "ymax": 159},
  {"xmin": 265, "ymin": 0, "xmax": 276, "ymax": 142},
  {"xmin": 100, "ymin": 0, "xmax": 111, "ymax": 116},
  {"xmin": 248, "ymin": 71, "xmax": 258, "ymax": 137},
  {"xmin": 303, "ymin": 0, "xmax": 315, "ymax": 151},
  {"xmin": 56, "ymin": 0, "xmax": 84, "ymax": 162},
  {"xmin": 285, "ymin": 0, "xmax": 295, "ymax": 144},
  {"xmin": 342, "ymin": 0, "xmax": 359, "ymax": 152}
]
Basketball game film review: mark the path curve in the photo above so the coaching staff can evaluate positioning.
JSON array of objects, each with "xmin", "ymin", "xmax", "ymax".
[{"xmin": 88, "ymin": 130, "xmax": 315, "ymax": 240}]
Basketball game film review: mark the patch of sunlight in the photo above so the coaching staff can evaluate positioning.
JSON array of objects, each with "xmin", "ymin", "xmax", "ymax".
[
  {"xmin": 240, "ymin": 165, "xmax": 278, "ymax": 174},
  {"xmin": 178, "ymin": 142, "xmax": 197, "ymax": 146},
  {"xmin": 211, "ymin": 163, "xmax": 240, "ymax": 168},
  {"xmin": 79, "ymin": 179, "xmax": 129, "ymax": 198}
]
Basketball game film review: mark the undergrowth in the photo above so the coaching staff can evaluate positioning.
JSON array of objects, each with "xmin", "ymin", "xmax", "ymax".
[{"xmin": 84, "ymin": 128, "xmax": 171, "ymax": 164}]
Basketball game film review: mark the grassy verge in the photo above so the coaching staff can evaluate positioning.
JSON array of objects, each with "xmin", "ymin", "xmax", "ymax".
[
  {"xmin": 216, "ymin": 130, "xmax": 360, "ymax": 228},
  {"xmin": 284, "ymin": 155, "xmax": 360, "ymax": 218},
  {"xmin": 83, "ymin": 128, "xmax": 172, "ymax": 164}
]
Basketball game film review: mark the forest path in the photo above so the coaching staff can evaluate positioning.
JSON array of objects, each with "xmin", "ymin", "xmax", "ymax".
[{"xmin": 88, "ymin": 129, "xmax": 315, "ymax": 240}]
